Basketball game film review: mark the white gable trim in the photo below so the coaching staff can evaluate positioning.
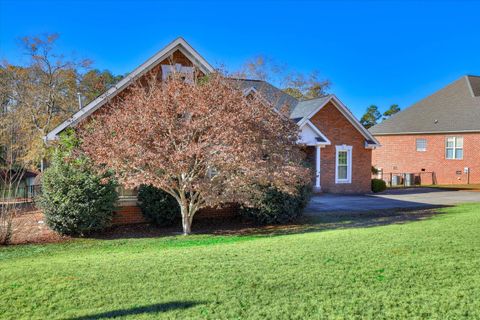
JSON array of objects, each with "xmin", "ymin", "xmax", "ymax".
[
  {"xmin": 297, "ymin": 120, "xmax": 331, "ymax": 146},
  {"xmin": 243, "ymin": 87, "xmax": 258, "ymax": 96},
  {"xmin": 298, "ymin": 95, "xmax": 380, "ymax": 147},
  {"xmin": 45, "ymin": 37, "xmax": 214, "ymax": 142}
]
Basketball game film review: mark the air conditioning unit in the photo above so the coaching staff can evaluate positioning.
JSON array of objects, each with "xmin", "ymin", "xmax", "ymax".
[
  {"xmin": 392, "ymin": 175, "xmax": 402, "ymax": 186},
  {"xmin": 405, "ymin": 174, "xmax": 415, "ymax": 186}
]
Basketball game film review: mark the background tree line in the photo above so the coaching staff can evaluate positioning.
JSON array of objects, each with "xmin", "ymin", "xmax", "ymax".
[
  {"xmin": 360, "ymin": 104, "xmax": 401, "ymax": 129},
  {"xmin": 0, "ymin": 33, "xmax": 124, "ymax": 173}
]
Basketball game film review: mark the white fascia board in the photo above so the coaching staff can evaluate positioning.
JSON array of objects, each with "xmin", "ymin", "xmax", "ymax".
[
  {"xmin": 330, "ymin": 95, "xmax": 380, "ymax": 146},
  {"xmin": 45, "ymin": 37, "xmax": 214, "ymax": 141},
  {"xmin": 243, "ymin": 87, "xmax": 258, "ymax": 96},
  {"xmin": 296, "ymin": 96, "xmax": 332, "ymax": 127},
  {"xmin": 303, "ymin": 120, "xmax": 331, "ymax": 145}
]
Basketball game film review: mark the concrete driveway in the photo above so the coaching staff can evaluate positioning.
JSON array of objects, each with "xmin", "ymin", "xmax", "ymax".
[{"xmin": 306, "ymin": 188, "xmax": 480, "ymax": 213}]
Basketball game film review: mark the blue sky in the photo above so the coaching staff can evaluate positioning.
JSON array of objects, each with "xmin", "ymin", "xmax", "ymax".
[{"xmin": 1, "ymin": 0, "xmax": 479, "ymax": 118}]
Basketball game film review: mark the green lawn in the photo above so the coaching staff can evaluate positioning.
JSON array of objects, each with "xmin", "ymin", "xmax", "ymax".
[
  {"xmin": 1, "ymin": 204, "xmax": 480, "ymax": 319},
  {"xmin": 427, "ymin": 184, "xmax": 480, "ymax": 191}
]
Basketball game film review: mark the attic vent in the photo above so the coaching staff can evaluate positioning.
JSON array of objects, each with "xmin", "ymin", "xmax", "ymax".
[{"xmin": 161, "ymin": 64, "xmax": 194, "ymax": 83}]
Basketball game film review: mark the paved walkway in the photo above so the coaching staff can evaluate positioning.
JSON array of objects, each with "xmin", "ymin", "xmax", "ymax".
[{"xmin": 306, "ymin": 188, "xmax": 480, "ymax": 213}]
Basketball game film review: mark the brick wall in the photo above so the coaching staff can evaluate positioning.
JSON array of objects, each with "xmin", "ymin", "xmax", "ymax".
[
  {"xmin": 112, "ymin": 205, "xmax": 145, "ymax": 225},
  {"xmin": 372, "ymin": 133, "xmax": 480, "ymax": 185},
  {"xmin": 310, "ymin": 102, "xmax": 373, "ymax": 193},
  {"xmin": 111, "ymin": 203, "xmax": 238, "ymax": 226}
]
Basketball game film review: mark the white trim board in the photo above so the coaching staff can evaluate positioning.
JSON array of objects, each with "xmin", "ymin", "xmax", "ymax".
[
  {"xmin": 297, "ymin": 120, "xmax": 331, "ymax": 146},
  {"xmin": 45, "ymin": 37, "xmax": 214, "ymax": 142}
]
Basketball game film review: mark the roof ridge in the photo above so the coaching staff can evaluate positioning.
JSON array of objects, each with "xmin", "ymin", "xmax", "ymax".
[
  {"xmin": 298, "ymin": 94, "xmax": 332, "ymax": 102},
  {"xmin": 228, "ymin": 77, "xmax": 265, "ymax": 82}
]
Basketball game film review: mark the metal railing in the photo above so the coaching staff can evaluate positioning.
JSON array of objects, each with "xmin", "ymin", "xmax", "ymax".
[{"xmin": 0, "ymin": 185, "xmax": 42, "ymax": 203}]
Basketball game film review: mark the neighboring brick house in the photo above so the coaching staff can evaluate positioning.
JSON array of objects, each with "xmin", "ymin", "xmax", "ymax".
[
  {"xmin": 45, "ymin": 38, "xmax": 379, "ymax": 223},
  {"xmin": 370, "ymin": 76, "xmax": 480, "ymax": 185}
]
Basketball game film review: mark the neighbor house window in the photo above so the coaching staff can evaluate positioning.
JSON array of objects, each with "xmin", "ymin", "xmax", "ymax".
[
  {"xmin": 416, "ymin": 139, "xmax": 427, "ymax": 151},
  {"xmin": 335, "ymin": 145, "xmax": 352, "ymax": 184},
  {"xmin": 445, "ymin": 136, "xmax": 463, "ymax": 159}
]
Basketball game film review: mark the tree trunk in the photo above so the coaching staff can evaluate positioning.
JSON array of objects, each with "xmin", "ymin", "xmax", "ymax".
[
  {"xmin": 182, "ymin": 213, "xmax": 192, "ymax": 235},
  {"xmin": 180, "ymin": 204, "xmax": 192, "ymax": 235}
]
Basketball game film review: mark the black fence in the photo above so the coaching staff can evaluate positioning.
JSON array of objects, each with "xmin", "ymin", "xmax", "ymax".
[
  {"xmin": 373, "ymin": 172, "xmax": 436, "ymax": 187},
  {"xmin": 0, "ymin": 185, "xmax": 42, "ymax": 203}
]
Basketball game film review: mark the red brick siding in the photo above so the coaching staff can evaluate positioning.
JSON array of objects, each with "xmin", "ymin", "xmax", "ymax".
[
  {"xmin": 310, "ymin": 102, "xmax": 372, "ymax": 193},
  {"xmin": 111, "ymin": 204, "xmax": 238, "ymax": 226},
  {"xmin": 372, "ymin": 133, "xmax": 480, "ymax": 185},
  {"xmin": 112, "ymin": 206, "xmax": 145, "ymax": 225}
]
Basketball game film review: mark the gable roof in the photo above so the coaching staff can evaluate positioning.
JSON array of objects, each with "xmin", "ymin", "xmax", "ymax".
[
  {"xmin": 289, "ymin": 96, "xmax": 331, "ymax": 119},
  {"xmin": 45, "ymin": 37, "xmax": 214, "ymax": 141},
  {"xmin": 45, "ymin": 37, "xmax": 378, "ymax": 148},
  {"xmin": 230, "ymin": 78, "xmax": 299, "ymax": 111},
  {"xmin": 370, "ymin": 75, "xmax": 480, "ymax": 135},
  {"xmin": 291, "ymin": 95, "xmax": 380, "ymax": 146}
]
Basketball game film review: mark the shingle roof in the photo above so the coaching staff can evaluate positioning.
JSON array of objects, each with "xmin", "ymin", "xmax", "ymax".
[
  {"xmin": 468, "ymin": 75, "xmax": 480, "ymax": 97},
  {"xmin": 289, "ymin": 96, "xmax": 332, "ymax": 119},
  {"xmin": 370, "ymin": 76, "xmax": 480, "ymax": 135},
  {"xmin": 229, "ymin": 79, "xmax": 333, "ymax": 123},
  {"xmin": 229, "ymin": 78, "xmax": 299, "ymax": 112}
]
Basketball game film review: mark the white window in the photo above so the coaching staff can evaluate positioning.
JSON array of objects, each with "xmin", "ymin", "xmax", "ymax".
[
  {"xmin": 335, "ymin": 145, "xmax": 352, "ymax": 184},
  {"xmin": 445, "ymin": 136, "xmax": 463, "ymax": 159},
  {"xmin": 416, "ymin": 138, "xmax": 427, "ymax": 151},
  {"xmin": 161, "ymin": 64, "xmax": 194, "ymax": 83}
]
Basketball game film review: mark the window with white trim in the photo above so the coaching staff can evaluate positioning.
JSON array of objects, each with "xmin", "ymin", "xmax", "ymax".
[
  {"xmin": 445, "ymin": 136, "xmax": 463, "ymax": 159},
  {"xmin": 335, "ymin": 145, "xmax": 352, "ymax": 184},
  {"xmin": 416, "ymin": 138, "xmax": 427, "ymax": 152}
]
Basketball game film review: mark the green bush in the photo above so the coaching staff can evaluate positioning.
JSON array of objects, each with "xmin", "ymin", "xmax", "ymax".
[
  {"xmin": 137, "ymin": 184, "xmax": 180, "ymax": 226},
  {"xmin": 38, "ymin": 131, "xmax": 118, "ymax": 236},
  {"xmin": 39, "ymin": 151, "xmax": 118, "ymax": 236},
  {"xmin": 371, "ymin": 178, "xmax": 387, "ymax": 193},
  {"xmin": 240, "ymin": 184, "xmax": 312, "ymax": 224}
]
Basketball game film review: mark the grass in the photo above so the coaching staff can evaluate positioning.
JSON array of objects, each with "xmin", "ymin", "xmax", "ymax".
[
  {"xmin": 427, "ymin": 184, "xmax": 480, "ymax": 191},
  {"xmin": 385, "ymin": 184, "xmax": 480, "ymax": 191},
  {"xmin": 1, "ymin": 203, "xmax": 480, "ymax": 319}
]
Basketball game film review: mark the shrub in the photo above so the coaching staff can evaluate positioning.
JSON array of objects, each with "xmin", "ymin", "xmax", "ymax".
[
  {"xmin": 371, "ymin": 178, "xmax": 387, "ymax": 193},
  {"xmin": 137, "ymin": 184, "xmax": 180, "ymax": 226},
  {"xmin": 240, "ymin": 184, "xmax": 312, "ymax": 224},
  {"xmin": 38, "ymin": 132, "xmax": 118, "ymax": 236}
]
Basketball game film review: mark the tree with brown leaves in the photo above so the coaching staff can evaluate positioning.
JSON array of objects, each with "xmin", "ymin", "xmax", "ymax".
[{"xmin": 79, "ymin": 73, "xmax": 310, "ymax": 234}]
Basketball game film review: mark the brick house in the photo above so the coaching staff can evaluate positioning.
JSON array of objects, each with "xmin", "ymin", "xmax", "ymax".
[
  {"xmin": 370, "ymin": 76, "xmax": 480, "ymax": 185},
  {"xmin": 45, "ymin": 38, "xmax": 379, "ymax": 222}
]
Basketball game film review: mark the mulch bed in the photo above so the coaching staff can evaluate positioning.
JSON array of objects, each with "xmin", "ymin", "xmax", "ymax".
[
  {"xmin": 4, "ymin": 207, "xmax": 443, "ymax": 245},
  {"xmin": 9, "ymin": 211, "xmax": 68, "ymax": 245}
]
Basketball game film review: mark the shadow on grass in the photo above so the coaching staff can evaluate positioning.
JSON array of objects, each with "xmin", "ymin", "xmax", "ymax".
[
  {"xmin": 86, "ymin": 206, "xmax": 449, "ymax": 241},
  {"xmin": 68, "ymin": 301, "xmax": 204, "ymax": 320},
  {"xmin": 258, "ymin": 205, "xmax": 449, "ymax": 237}
]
